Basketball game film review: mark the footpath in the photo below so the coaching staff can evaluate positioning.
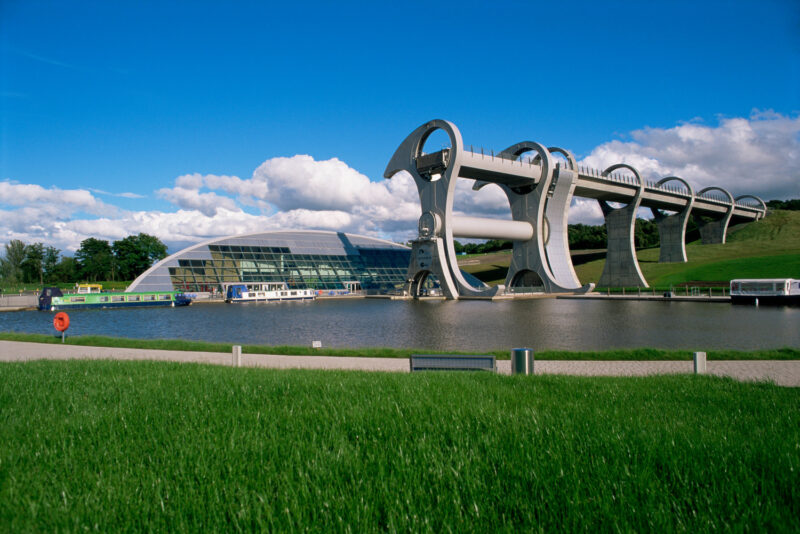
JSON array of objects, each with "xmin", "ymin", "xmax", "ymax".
[{"xmin": 0, "ymin": 340, "xmax": 798, "ymax": 387}]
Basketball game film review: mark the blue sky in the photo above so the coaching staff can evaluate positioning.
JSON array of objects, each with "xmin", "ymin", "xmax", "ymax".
[{"xmin": 1, "ymin": 0, "xmax": 799, "ymax": 251}]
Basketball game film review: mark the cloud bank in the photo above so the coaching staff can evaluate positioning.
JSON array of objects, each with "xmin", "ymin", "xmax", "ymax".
[{"xmin": 1, "ymin": 111, "xmax": 796, "ymax": 254}]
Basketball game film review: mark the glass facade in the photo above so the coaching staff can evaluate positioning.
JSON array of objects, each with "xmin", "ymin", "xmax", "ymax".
[{"xmin": 128, "ymin": 231, "xmax": 411, "ymax": 294}]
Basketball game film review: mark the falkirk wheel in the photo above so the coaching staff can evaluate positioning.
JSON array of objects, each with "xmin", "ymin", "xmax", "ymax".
[{"xmin": 384, "ymin": 119, "xmax": 766, "ymax": 300}]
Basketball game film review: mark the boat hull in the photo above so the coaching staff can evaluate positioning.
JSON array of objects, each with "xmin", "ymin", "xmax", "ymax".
[
  {"xmin": 48, "ymin": 300, "xmax": 191, "ymax": 311},
  {"xmin": 731, "ymin": 295, "xmax": 800, "ymax": 306},
  {"xmin": 226, "ymin": 296, "xmax": 315, "ymax": 303}
]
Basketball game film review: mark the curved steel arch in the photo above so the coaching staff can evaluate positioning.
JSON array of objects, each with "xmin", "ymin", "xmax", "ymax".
[
  {"xmin": 734, "ymin": 194, "xmax": 767, "ymax": 219},
  {"xmin": 596, "ymin": 163, "xmax": 648, "ymax": 288},
  {"xmin": 696, "ymin": 185, "xmax": 734, "ymax": 205},
  {"xmin": 384, "ymin": 119, "xmax": 502, "ymax": 299},
  {"xmin": 656, "ymin": 175, "xmax": 694, "ymax": 197},
  {"xmin": 694, "ymin": 186, "xmax": 735, "ymax": 244},
  {"xmin": 547, "ymin": 146, "xmax": 577, "ymax": 170},
  {"xmin": 651, "ymin": 176, "xmax": 694, "ymax": 263}
]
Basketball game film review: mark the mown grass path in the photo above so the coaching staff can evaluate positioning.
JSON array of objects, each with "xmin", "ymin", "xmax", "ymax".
[{"xmin": 1, "ymin": 361, "xmax": 798, "ymax": 531}]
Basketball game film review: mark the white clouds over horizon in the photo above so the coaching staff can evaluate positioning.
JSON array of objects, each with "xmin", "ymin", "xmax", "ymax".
[
  {"xmin": 1, "ymin": 111, "xmax": 797, "ymax": 254},
  {"xmin": 579, "ymin": 110, "xmax": 800, "ymax": 200}
]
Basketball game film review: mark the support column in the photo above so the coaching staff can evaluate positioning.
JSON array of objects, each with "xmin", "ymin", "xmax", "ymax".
[
  {"xmin": 693, "ymin": 186, "xmax": 734, "ymax": 245},
  {"xmin": 597, "ymin": 164, "xmax": 649, "ymax": 288},
  {"xmin": 651, "ymin": 176, "xmax": 694, "ymax": 263},
  {"xmin": 492, "ymin": 142, "xmax": 585, "ymax": 293},
  {"xmin": 543, "ymin": 147, "xmax": 590, "ymax": 290}
]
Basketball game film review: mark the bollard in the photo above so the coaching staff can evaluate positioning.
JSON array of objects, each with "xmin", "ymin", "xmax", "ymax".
[
  {"xmin": 511, "ymin": 348, "xmax": 534, "ymax": 375},
  {"xmin": 232, "ymin": 345, "xmax": 242, "ymax": 367},
  {"xmin": 693, "ymin": 351, "xmax": 706, "ymax": 374}
]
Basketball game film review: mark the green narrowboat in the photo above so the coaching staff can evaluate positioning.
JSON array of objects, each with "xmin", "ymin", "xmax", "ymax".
[{"xmin": 38, "ymin": 287, "xmax": 192, "ymax": 311}]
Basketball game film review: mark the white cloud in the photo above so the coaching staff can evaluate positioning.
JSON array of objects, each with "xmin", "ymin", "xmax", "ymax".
[
  {"xmin": 253, "ymin": 155, "xmax": 395, "ymax": 211},
  {"xmin": 0, "ymin": 181, "xmax": 111, "ymax": 215},
  {"xmin": 1, "ymin": 111, "xmax": 795, "ymax": 254},
  {"xmin": 156, "ymin": 185, "xmax": 241, "ymax": 217},
  {"xmin": 88, "ymin": 188, "xmax": 146, "ymax": 199},
  {"xmin": 579, "ymin": 110, "xmax": 800, "ymax": 200}
]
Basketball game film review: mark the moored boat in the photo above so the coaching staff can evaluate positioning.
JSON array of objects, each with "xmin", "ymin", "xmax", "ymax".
[
  {"xmin": 730, "ymin": 278, "xmax": 800, "ymax": 306},
  {"xmin": 38, "ymin": 287, "xmax": 192, "ymax": 311},
  {"xmin": 224, "ymin": 282, "xmax": 315, "ymax": 303}
]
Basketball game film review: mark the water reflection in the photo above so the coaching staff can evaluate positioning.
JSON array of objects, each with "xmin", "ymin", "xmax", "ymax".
[{"xmin": 1, "ymin": 299, "xmax": 797, "ymax": 351}]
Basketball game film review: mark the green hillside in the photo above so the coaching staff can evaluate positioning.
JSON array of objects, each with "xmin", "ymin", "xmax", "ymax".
[{"xmin": 460, "ymin": 210, "xmax": 800, "ymax": 288}]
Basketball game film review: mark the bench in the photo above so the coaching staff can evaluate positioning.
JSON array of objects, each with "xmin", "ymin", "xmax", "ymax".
[{"xmin": 410, "ymin": 354, "xmax": 496, "ymax": 372}]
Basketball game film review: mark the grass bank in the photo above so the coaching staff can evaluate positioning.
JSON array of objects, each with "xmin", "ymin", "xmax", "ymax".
[
  {"xmin": 0, "ymin": 361, "xmax": 797, "ymax": 531},
  {"xmin": 0, "ymin": 331, "xmax": 797, "ymax": 360}
]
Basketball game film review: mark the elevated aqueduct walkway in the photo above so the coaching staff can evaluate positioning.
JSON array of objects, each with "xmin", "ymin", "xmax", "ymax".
[{"xmin": 384, "ymin": 120, "xmax": 766, "ymax": 299}]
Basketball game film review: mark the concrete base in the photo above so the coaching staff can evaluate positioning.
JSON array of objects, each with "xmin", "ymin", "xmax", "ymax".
[{"xmin": 597, "ymin": 203, "xmax": 648, "ymax": 288}]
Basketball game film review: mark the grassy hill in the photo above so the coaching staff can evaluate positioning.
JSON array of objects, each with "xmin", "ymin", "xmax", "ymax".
[{"xmin": 460, "ymin": 210, "xmax": 800, "ymax": 288}]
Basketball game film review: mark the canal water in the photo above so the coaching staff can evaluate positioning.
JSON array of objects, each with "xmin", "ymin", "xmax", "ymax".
[{"xmin": 2, "ymin": 298, "xmax": 798, "ymax": 352}]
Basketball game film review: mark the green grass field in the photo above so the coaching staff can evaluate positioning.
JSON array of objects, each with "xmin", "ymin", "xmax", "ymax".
[
  {"xmin": 460, "ymin": 210, "xmax": 800, "ymax": 288},
  {"xmin": 1, "ymin": 332, "xmax": 798, "ymax": 360},
  {"xmin": 0, "ymin": 361, "xmax": 797, "ymax": 531}
]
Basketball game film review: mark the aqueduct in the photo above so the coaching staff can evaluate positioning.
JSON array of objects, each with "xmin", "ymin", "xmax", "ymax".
[{"xmin": 384, "ymin": 119, "xmax": 767, "ymax": 299}]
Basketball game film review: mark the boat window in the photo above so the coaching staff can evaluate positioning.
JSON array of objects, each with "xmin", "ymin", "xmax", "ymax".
[
  {"xmin": 71, "ymin": 297, "xmax": 85, "ymax": 303},
  {"xmin": 160, "ymin": 295, "xmax": 172, "ymax": 301},
  {"xmin": 99, "ymin": 296, "xmax": 109, "ymax": 302},
  {"xmin": 112, "ymin": 295, "xmax": 125, "ymax": 302},
  {"xmin": 128, "ymin": 295, "xmax": 140, "ymax": 302},
  {"xmin": 143, "ymin": 294, "xmax": 155, "ymax": 301}
]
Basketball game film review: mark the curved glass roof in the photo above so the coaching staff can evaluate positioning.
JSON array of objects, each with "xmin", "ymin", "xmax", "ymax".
[{"xmin": 128, "ymin": 230, "xmax": 411, "ymax": 294}]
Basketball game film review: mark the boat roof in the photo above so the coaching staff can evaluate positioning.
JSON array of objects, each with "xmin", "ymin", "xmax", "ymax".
[{"xmin": 731, "ymin": 278, "xmax": 797, "ymax": 283}]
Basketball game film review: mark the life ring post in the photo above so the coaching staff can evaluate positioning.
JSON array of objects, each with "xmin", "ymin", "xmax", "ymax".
[{"xmin": 53, "ymin": 312, "xmax": 70, "ymax": 343}]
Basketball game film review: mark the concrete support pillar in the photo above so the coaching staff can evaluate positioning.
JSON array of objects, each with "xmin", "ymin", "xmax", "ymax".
[
  {"xmin": 491, "ymin": 143, "xmax": 592, "ymax": 293},
  {"xmin": 543, "ymin": 148, "xmax": 586, "ymax": 290},
  {"xmin": 652, "ymin": 176, "xmax": 694, "ymax": 263},
  {"xmin": 693, "ymin": 186, "xmax": 734, "ymax": 245},
  {"xmin": 597, "ymin": 164, "xmax": 649, "ymax": 289}
]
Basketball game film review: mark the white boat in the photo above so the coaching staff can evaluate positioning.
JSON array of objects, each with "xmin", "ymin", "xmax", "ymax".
[
  {"xmin": 223, "ymin": 282, "xmax": 316, "ymax": 303},
  {"xmin": 730, "ymin": 278, "xmax": 800, "ymax": 305}
]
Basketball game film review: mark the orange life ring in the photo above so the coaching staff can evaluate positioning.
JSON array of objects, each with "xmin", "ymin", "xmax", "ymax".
[{"xmin": 53, "ymin": 312, "xmax": 70, "ymax": 332}]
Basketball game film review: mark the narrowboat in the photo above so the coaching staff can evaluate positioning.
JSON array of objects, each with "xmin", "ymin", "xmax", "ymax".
[
  {"xmin": 38, "ymin": 287, "xmax": 192, "ymax": 311},
  {"xmin": 730, "ymin": 279, "xmax": 800, "ymax": 306},
  {"xmin": 224, "ymin": 282, "xmax": 316, "ymax": 303}
]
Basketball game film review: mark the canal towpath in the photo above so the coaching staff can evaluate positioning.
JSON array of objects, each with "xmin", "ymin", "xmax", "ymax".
[{"xmin": 1, "ymin": 340, "xmax": 798, "ymax": 387}]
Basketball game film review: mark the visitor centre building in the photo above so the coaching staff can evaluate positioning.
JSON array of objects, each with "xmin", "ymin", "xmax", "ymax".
[{"xmin": 127, "ymin": 230, "xmax": 411, "ymax": 295}]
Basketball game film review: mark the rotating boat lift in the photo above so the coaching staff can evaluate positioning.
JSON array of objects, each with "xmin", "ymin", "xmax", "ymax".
[{"xmin": 384, "ymin": 120, "xmax": 767, "ymax": 299}]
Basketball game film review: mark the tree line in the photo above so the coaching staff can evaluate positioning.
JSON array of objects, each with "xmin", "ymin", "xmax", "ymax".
[
  {"xmin": 453, "ymin": 218, "xmax": 662, "ymax": 255},
  {"xmin": 766, "ymin": 199, "xmax": 800, "ymax": 211},
  {"xmin": 0, "ymin": 234, "xmax": 168, "ymax": 286}
]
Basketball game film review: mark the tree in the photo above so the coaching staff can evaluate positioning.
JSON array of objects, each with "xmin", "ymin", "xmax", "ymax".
[
  {"xmin": 1, "ymin": 240, "xmax": 27, "ymax": 284},
  {"xmin": 766, "ymin": 198, "xmax": 800, "ymax": 211},
  {"xmin": 634, "ymin": 218, "xmax": 660, "ymax": 249},
  {"xmin": 112, "ymin": 233, "xmax": 168, "ymax": 280},
  {"xmin": 21, "ymin": 242, "xmax": 45, "ymax": 284},
  {"xmin": 75, "ymin": 238, "xmax": 113, "ymax": 281},
  {"xmin": 43, "ymin": 246, "xmax": 60, "ymax": 283},
  {"xmin": 52, "ymin": 256, "xmax": 78, "ymax": 283}
]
